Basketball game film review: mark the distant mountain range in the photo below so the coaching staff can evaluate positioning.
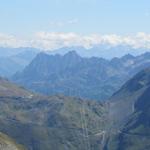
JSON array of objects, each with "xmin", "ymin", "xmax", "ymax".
[
  {"xmin": 13, "ymin": 51, "xmax": 150, "ymax": 100},
  {"xmin": 0, "ymin": 45, "xmax": 149, "ymax": 77},
  {"xmin": 0, "ymin": 47, "xmax": 39, "ymax": 77},
  {"xmin": 49, "ymin": 45, "xmax": 150, "ymax": 59}
]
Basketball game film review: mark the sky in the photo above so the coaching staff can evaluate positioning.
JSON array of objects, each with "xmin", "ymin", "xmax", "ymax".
[{"xmin": 0, "ymin": 0, "xmax": 150, "ymax": 50}]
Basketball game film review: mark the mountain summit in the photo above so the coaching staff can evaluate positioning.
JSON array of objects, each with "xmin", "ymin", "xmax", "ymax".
[{"xmin": 13, "ymin": 51, "xmax": 150, "ymax": 100}]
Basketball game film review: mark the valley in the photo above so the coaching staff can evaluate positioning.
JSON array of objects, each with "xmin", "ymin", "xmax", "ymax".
[
  {"xmin": 0, "ymin": 66, "xmax": 150, "ymax": 149},
  {"xmin": 0, "ymin": 48, "xmax": 150, "ymax": 150},
  {"xmin": 1, "ymin": 0, "xmax": 150, "ymax": 149}
]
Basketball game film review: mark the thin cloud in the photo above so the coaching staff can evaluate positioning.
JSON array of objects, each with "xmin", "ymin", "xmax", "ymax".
[
  {"xmin": 67, "ymin": 19, "xmax": 79, "ymax": 24},
  {"xmin": 0, "ymin": 33, "xmax": 27, "ymax": 48},
  {"xmin": 49, "ymin": 19, "xmax": 79, "ymax": 28},
  {"xmin": 0, "ymin": 32, "xmax": 150, "ymax": 50}
]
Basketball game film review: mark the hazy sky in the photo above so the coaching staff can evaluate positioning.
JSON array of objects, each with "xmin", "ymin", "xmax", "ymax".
[
  {"xmin": 0, "ymin": 0, "xmax": 150, "ymax": 50},
  {"xmin": 0, "ymin": 0, "xmax": 150, "ymax": 36}
]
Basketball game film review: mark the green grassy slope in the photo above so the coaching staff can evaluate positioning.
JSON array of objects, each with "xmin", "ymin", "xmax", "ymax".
[{"xmin": 0, "ymin": 78, "xmax": 108, "ymax": 150}]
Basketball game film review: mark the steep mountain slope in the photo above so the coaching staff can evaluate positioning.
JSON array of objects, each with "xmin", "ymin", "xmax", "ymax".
[
  {"xmin": 106, "ymin": 68, "xmax": 150, "ymax": 150},
  {"xmin": 13, "ymin": 51, "xmax": 126, "ymax": 100},
  {"xmin": 0, "ymin": 77, "xmax": 108, "ymax": 150},
  {"xmin": 13, "ymin": 51, "xmax": 150, "ymax": 100},
  {"xmin": 9, "ymin": 49, "xmax": 38, "ymax": 68}
]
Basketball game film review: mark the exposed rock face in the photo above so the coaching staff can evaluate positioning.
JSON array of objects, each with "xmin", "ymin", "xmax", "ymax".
[{"xmin": 13, "ymin": 51, "xmax": 150, "ymax": 101}]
